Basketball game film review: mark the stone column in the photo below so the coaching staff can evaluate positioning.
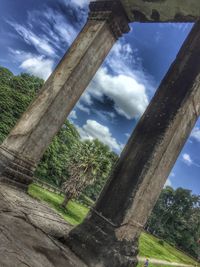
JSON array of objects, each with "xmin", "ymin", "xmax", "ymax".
[
  {"xmin": 66, "ymin": 21, "xmax": 200, "ymax": 267},
  {"xmin": 0, "ymin": 1, "xmax": 130, "ymax": 190}
]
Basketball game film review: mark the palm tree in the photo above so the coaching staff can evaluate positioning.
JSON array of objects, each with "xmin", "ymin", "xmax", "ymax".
[{"xmin": 61, "ymin": 139, "xmax": 117, "ymax": 208}]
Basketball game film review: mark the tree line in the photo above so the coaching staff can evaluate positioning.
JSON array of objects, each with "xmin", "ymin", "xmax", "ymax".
[
  {"xmin": 0, "ymin": 66, "xmax": 199, "ymax": 259},
  {"xmin": 146, "ymin": 186, "xmax": 200, "ymax": 259}
]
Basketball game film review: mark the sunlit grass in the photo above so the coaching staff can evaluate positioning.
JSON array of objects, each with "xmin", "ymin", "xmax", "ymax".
[
  {"xmin": 137, "ymin": 263, "xmax": 175, "ymax": 267},
  {"xmin": 28, "ymin": 183, "xmax": 89, "ymax": 225},
  {"xmin": 139, "ymin": 232, "xmax": 198, "ymax": 265}
]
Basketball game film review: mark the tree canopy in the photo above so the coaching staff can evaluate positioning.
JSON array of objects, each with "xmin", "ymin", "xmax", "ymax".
[
  {"xmin": 146, "ymin": 186, "xmax": 200, "ymax": 259},
  {"xmin": 0, "ymin": 67, "xmax": 43, "ymax": 143},
  {"xmin": 61, "ymin": 139, "xmax": 117, "ymax": 207}
]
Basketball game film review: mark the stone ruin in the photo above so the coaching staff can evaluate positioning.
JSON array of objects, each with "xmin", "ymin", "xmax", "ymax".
[{"xmin": 0, "ymin": 1, "xmax": 200, "ymax": 266}]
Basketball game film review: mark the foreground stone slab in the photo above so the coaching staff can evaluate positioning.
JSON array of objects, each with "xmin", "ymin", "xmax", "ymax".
[{"xmin": 0, "ymin": 183, "xmax": 86, "ymax": 267}]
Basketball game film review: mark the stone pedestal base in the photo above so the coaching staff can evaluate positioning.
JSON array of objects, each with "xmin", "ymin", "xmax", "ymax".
[
  {"xmin": 66, "ymin": 214, "xmax": 138, "ymax": 267},
  {"xmin": 0, "ymin": 146, "xmax": 35, "ymax": 190}
]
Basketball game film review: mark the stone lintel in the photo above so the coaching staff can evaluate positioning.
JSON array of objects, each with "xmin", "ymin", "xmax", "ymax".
[
  {"xmin": 89, "ymin": 0, "xmax": 130, "ymax": 39},
  {"xmin": 119, "ymin": 0, "xmax": 200, "ymax": 22}
]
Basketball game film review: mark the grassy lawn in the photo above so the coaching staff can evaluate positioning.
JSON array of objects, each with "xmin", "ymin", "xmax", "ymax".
[
  {"xmin": 28, "ymin": 184, "xmax": 199, "ymax": 266},
  {"xmin": 137, "ymin": 263, "xmax": 173, "ymax": 267},
  {"xmin": 28, "ymin": 183, "xmax": 89, "ymax": 225},
  {"xmin": 139, "ymin": 232, "xmax": 198, "ymax": 265}
]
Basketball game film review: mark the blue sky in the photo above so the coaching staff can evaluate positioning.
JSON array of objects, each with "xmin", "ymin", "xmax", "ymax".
[{"xmin": 0, "ymin": 0, "xmax": 199, "ymax": 194}]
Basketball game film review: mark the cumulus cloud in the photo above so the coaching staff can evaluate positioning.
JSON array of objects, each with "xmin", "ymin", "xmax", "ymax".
[
  {"xmin": 78, "ymin": 41, "xmax": 151, "ymax": 120},
  {"xmin": 7, "ymin": 3, "xmax": 81, "ymax": 79},
  {"xmin": 182, "ymin": 153, "xmax": 193, "ymax": 166},
  {"xmin": 76, "ymin": 103, "xmax": 90, "ymax": 114},
  {"xmin": 96, "ymin": 110, "xmax": 116, "ymax": 122},
  {"xmin": 191, "ymin": 127, "xmax": 200, "ymax": 142},
  {"xmin": 106, "ymin": 42, "xmax": 154, "ymax": 91},
  {"xmin": 70, "ymin": 0, "xmax": 89, "ymax": 8},
  {"xmin": 20, "ymin": 56, "xmax": 53, "ymax": 80},
  {"xmin": 164, "ymin": 178, "xmax": 172, "ymax": 187},
  {"xmin": 76, "ymin": 120, "xmax": 122, "ymax": 152},
  {"xmin": 8, "ymin": 5, "xmax": 151, "ymax": 122},
  {"xmin": 182, "ymin": 153, "xmax": 200, "ymax": 168},
  {"xmin": 87, "ymin": 67, "xmax": 149, "ymax": 119},
  {"xmin": 9, "ymin": 49, "xmax": 53, "ymax": 80},
  {"xmin": 7, "ymin": 1, "xmax": 151, "ymax": 123},
  {"xmin": 69, "ymin": 110, "xmax": 77, "ymax": 120}
]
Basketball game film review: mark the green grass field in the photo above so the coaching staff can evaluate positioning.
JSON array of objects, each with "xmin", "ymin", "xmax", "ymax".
[
  {"xmin": 139, "ymin": 233, "xmax": 198, "ymax": 265},
  {"xmin": 137, "ymin": 263, "xmax": 173, "ymax": 267},
  {"xmin": 28, "ymin": 183, "xmax": 88, "ymax": 225},
  {"xmin": 28, "ymin": 184, "xmax": 199, "ymax": 266}
]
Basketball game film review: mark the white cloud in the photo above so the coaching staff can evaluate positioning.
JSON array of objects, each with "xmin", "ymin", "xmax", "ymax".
[
  {"xmin": 20, "ymin": 56, "xmax": 53, "ymax": 80},
  {"xmin": 70, "ymin": 0, "xmax": 89, "ymax": 8},
  {"xmin": 106, "ymin": 42, "xmax": 136, "ymax": 77},
  {"xmin": 125, "ymin": 133, "xmax": 130, "ymax": 138},
  {"xmin": 170, "ymin": 172, "xmax": 175, "ymax": 177},
  {"xmin": 191, "ymin": 127, "xmax": 200, "ymax": 142},
  {"xmin": 164, "ymin": 178, "xmax": 172, "ymax": 187},
  {"xmin": 77, "ymin": 41, "xmax": 152, "ymax": 120},
  {"xmin": 69, "ymin": 110, "xmax": 77, "ymax": 121},
  {"xmin": 7, "ymin": 4, "xmax": 80, "ymax": 64},
  {"xmin": 182, "ymin": 153, "xmax": 193, "ymax": 166},
  {"xmin": 9, "ymin": 9, "xmax": 151, "ymax": 122},
  {"xmin": 81, "ymin": 92, "xmax": 93, "ymax": 105},
  {"xmin": 182, "ymin": 153, "xmax": 200, "ymax": 168},
  {"xmin": 76, "ymin": 120, "xmax": 121, "ymax": 152},
  {"xmin": 42, "ymin": 9, "xmax": 77, "ymax": 46},
  {"xmin": 96, "ymin": 110, "xmax": 116, "ymax": 122},
  {"xmin": 164, "ymin": 172, "xmax": 175, "ymax": 187},
  {"xmin": 106, "ymin": 42, "xmax": 154, "ymax": 93},
  {"xmin": 87, "ymin": 67, "xmax": 149, "ymax": 119},
  {"xmin": 7, "ymin": 21, "xmax": 55, "ymax": 56},
  {"xmin": 76, "ymin": 103, "xmax": 90, "ymax": 114},
  {"xmin": 9, "ymin": 49, "xmax": 54, "ymax": 80}
]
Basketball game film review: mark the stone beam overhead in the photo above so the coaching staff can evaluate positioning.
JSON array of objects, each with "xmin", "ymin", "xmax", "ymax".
[{"xmin": 119, "ymin": 0, "xmax": 200, "ymax": 22}]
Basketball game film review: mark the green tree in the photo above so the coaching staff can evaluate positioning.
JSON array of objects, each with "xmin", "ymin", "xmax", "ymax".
[
  {"xmin": 35, "ymin": 120, "xmax": 81, "ymax": 187},
  {"xmin": 146, "ymin": 186, "xmax": 200, "ymax": 258},
  {"xmin": 83, "ymin": 141, "xmax": 118, "ymax": 200},
  {"xmin": 0, "ymin": 66, "xmax": 81, "ymax": 188},
  {"xmin": 0, "ymin": 67, "xmax": 43, "ymax": 143},
  {"xmin": 61, "ymin": 139, "xmax": 117, "ymax": 207}
]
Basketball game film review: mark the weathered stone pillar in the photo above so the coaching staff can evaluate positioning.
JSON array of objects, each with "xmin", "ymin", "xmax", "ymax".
[
  {"xmin": 0, "ymin": 1, "xmax": 130, "ymax": 189},
  {"xmin": 67, "ymin": 21, "xmax": 200, "ymax": 267}
]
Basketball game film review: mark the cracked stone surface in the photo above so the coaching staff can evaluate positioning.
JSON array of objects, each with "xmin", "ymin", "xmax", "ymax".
[{"xmin": 0, "ymin": 182, "xmax": 87, "ymax": 267}]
